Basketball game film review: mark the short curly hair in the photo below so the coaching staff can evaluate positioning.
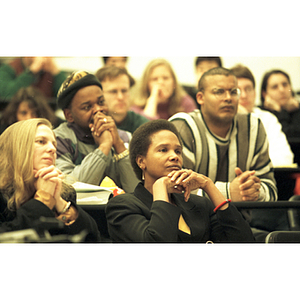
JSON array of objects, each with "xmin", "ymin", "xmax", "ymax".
[{"xmin": 129, "ymin": 119, "xmax": 182, "ymax": 181}]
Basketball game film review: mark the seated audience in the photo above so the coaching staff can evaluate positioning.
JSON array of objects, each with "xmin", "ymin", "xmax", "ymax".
[
  {"xmin": 130, "ymin": 58, "xmax": 197, "ymax": 120},
  {"xmin": 0, "ymin": 86, "xmax": 64, "ymax": 134},
  {"xmin": 101, "ymin": 56, "xmax": 135, "ymax": 87},
  {"xmin": 0, "ymin": 57, "xmax": 67, "ymax": 108},
  {"xmin": 169, "ymin": 67, "xmax": 278, "ymax": 241},
  {"xmin": 106, "ymin": 119, "xmax": 254, "ymax": 242},
  {"xmin": 230, "ymin": 64, "xmax": 294, "ymax": 167},
  {"xmin": 54, "ymin": 71, "xmax": 139, "ymax": 192},
  {"xmin": 0, "ymin": 118, "xmax": 101, "ymax": 242},
  {"xmin": 260, "ymin": 69, "xmax": 300, "ymax": 139},
  {"xmin": 95, "ymin": 65, "xmax": 149, "ymax": 134}
]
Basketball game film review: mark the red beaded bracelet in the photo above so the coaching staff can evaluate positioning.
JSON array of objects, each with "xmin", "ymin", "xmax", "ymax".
[{"xmin": 213, "ymin": 199, "xmax": 232, "ymax": 213}]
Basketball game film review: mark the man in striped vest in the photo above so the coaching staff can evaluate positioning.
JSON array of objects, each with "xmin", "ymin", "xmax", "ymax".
[{"xmin": 169, "ymin": 67, "xmax": 279, "ymax": 241}]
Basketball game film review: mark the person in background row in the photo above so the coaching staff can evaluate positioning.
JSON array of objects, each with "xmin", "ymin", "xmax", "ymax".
[
  {"xmin": 101, "ymin": 56, "xmax": 135, "ymax": 87},
  {"xmin": 260, "ymin": 69, "xmax": 300, "ymax": 139},
  {"xmin": 195, "ymin": 57, "xmax": 223, "ymax": 87},
  {"xmin": 95, "ymin": 66, "xmax": 149, "ymax": 134},
  {"xmin": 131, "ymin": 58, "xmax": 197, "ymax": 120},
  {"xmin": 0, "ymin": 57, "xmax": 67, "ymax": 108},
  {"xmin": 169, "ymin": 67, "xmax": 278, "ymax": 241},
  {"xmin": 0, "ymin": 86, "xmax": 64, "ymax": 134},
  {"xmin": 230, "ymin": 64, "xmax": 294, "ymax": 167},
  {"xmin": 183, "ymin": 57, "xmax": 223, "ymax": 107},
  {"xmin": 0, "ymin": 118, "xmax": 101, "ymax": 242},
  {"xmin": 102, "ymin": 56, "xmax": 128, "ymax": 69},
  {"xmin": 54, "ymin": 71, "xmax": 139, "ymax": 192},
  {"xmin": 106, "ymin": 119, "xmax": 255, "ymax": 242}
]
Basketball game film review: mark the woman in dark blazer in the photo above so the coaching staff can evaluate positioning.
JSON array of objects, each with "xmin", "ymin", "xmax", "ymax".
[{"xmin": 105, "ymin": 119, "xmax": 255, "ymax": 243}]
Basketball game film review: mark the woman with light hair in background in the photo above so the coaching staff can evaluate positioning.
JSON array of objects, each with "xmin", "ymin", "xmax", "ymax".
[{"xmin": 130, "ymin": 58, "xmax": 197, "ymax": 120}]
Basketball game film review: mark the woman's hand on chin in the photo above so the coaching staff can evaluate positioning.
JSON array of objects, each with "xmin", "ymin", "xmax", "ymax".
[{"xmin": 167, "ymin": 169, "xmax": 210, "ymax": 202}]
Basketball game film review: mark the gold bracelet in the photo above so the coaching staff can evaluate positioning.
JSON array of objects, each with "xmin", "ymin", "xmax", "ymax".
[{"xmin": 114, "ymin": 149, "xmax": 129, "ymax": 162}]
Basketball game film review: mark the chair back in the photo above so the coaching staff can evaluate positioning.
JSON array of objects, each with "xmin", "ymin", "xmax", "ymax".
[
  {"xmin": 265, "ymin": 231, "xmax": 300, "ymax": 243},
  {"xmin": 287, "ymin": 195, "xmax": 300, "ymax": 231}
]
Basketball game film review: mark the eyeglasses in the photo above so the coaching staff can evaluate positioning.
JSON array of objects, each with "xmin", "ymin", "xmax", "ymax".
[{"xmin": 209, "ymin": 88, "xmax": 241, "ymax": 100}]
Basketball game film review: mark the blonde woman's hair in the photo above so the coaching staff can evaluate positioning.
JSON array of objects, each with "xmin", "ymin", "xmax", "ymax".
[
  {"xmin": 133, "ymin": 58, "xmax": 187, "ymax": 117},
  {"xmin": 0, "ymin": 118, "xmax": 53, "ymax": 211}
]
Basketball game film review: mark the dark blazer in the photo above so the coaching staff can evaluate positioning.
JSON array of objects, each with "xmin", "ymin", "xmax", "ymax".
[{"xmin": 106, "ymin": 183, "xmax": 255, "ymax": 243}]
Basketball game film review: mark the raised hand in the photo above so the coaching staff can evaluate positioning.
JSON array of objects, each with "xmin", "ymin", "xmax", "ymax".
[
  {"xmin": 282, "ymin": 96, "xmax": 300, "ymax": 112},
  {"xmin": 29, "ymin": 57, "xmax": 45, "ymax": 74},
  {"xmin": 264, "ymin": 94, "xmax": 281, "ymax": 112},
  {"xmin": 42, "ymin": 57, "xmax": 60, "ymax": 75}
]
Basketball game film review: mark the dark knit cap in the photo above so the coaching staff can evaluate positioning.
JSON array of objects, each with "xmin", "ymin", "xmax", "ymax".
[{"xmin": 57, "ymin": 71, "xmax": 103, "ymax": 110}]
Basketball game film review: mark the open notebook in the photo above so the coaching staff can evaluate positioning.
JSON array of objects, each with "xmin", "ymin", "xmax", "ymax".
[{"xmin": 72, "ymin": 182, "xmax": 113, "ymax": 205}]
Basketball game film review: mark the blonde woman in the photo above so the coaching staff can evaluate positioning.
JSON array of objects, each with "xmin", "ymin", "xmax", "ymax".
[
  {"xmin": 131, "ymin": 58, "xmax": 197, "ymax": 120},
  {"xmin": 0, "ymin": 118, "xmax": 100, "ymax": 242}
]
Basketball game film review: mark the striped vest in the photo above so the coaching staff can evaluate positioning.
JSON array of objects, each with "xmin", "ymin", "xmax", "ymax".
[{"xmin": 169, "ymin": 109, "xmax": 277, "ymax": 202}]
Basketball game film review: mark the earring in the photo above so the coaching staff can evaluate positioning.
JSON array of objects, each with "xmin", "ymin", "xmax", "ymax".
[{"xmin": 140, "ymin": 165, "xmax": 145, "ymax": 181}]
